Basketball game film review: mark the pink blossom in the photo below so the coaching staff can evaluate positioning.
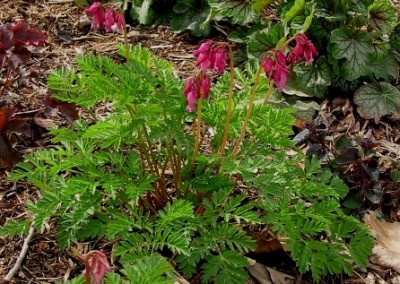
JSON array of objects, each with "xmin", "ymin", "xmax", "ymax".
[
  {"xmin": 104, "ymin": 8, "xmax": 115, "ymax": 32},
  {"xmin": 287, "ymin": 33, "xmax": 318, "ymax": 65},
  {"xmin": 183, "ymin": 72, "xmax": 211, "ymax": 112},
  {"xmin": 112, "ymin": 10, "xmax": 124, "ymax": 33},
  {"xmin": 81, "ymin": 250, "xmax": 111, "ymax": 284},
  {"xmin": 193, "ymin": 41, "xmax": 228, "ymax": 74},
  {"xmin": 85, "ymin": 2, "xmax": 102, "ymax": 16},
  {"xmin": 261, "ymin": 50, "xmax": 290, "ymax": 90},
  {"xmin": 214, "ymin": 46, "xmax": 228, "ymax": 74}
]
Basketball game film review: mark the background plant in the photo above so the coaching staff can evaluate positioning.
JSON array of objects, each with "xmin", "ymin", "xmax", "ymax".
[{"xmin": 1, "ymin": 41, "xmax": 373, "ymax": 283}]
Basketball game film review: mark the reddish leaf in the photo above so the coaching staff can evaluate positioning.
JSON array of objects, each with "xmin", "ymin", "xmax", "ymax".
[
  {"xmin": 0, "ymin": 133, "xmax": 22, "ymax": 169},
  {"xmin": 0, "ymin": 25, "xmax": 13, "ymax": 50},
  {"xmin": 8, "ymin": 45, "xmax": 31, "ymax": 70},
  {"xmin": 6, "ymin": 117, "xmax": 32, "ymax": 137},
  {"xmin": 43, "ymin": 95, "xmax": 79, "ymax": 124},
  {"xmin": 12, "ymin": 21, "xmax": 47, "ymax": 46},
  {"xmin": 0, "ymin": 106, "xmax": 17, "ymax": 131},
  {"xmin": 58, "ymin": 103, "xmax": 79, "ymax": 124},
  {"xmin": 0, "ymin": 50, "xmax": 6, "ymax": 71}
]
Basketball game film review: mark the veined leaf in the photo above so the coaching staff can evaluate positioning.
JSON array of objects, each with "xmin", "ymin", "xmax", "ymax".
[
  {"xmin": 293, "ymin": 56, "xmax": 331, "ymax": 98},
  {"xmin": 209, "ymin": 0, "xmax": 259, "ymax": 25},
  {"xmin": 330, "ymin": 28, "xmax": 373, "ymax": 80},
  {"xmin": 247, "ymin": 24, "xmax": 286, "ymax": 60},
  {"xmin": 368, "ymin": 0, "xmax": 397, "ymax": 34},
  {"xmin": 354, "ymin": 82, "xmax": 400, "ymax": 120}
]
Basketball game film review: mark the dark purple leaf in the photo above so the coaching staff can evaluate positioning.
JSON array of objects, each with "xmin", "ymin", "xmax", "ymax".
[
  {"xmin": 8, "ymin": 45, "xmax": 31, "ymax": 70},
  {"xmin": 363, "ymin": 180, "xmax": 382, "ymax": 204},
  {"xmin": 335, "ymin": 147, "xmax": 360, "ymax": 164},
  {"xmin": 12, "ymin": 22, "xmax": 47, "ymax": 46},
  {"xmin": 0, "ymin": 25, "xmax": 13, "ymax": 50}
]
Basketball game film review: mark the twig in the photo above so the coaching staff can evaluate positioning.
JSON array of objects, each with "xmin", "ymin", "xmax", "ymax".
[{"xmin": 3, "ymin": 223, "xmax": 35, "ymax": 282}]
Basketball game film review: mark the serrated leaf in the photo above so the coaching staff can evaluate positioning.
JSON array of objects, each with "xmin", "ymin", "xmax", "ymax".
[
  {"xmin": 354, "ymin": 82, "xmax": 400, "ymax": 120},
  {"xmin": 171, "ymin": 1, "xmax": 210, "ymax": 37},
  {"xmin": 209, "ymin": 0, "xmax": 259, "ymax": 25},
  {"xmin": 368, "ymin": 0, "xmax": 397, "ymax": 33},
  {"xmin": 330, "ymin": 28, "xmax": 373, "ymax": 80},
  {"xmin": 284, "ymin": 0, "xmax": 305, "ymax": 22},
  {"xmin": 247, "ymin": 24, "xmax": 286, "ymax": 60},
  {"xmin": 293, "ymin": 56, "xmax": 331, "ymax": 98},
  {"xmin": 367, "ymin": 52, "xmax": 399, "ymax": 81}
]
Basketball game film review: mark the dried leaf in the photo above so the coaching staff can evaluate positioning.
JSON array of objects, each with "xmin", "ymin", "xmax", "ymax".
[
  {"xmin": 247, "ymin": 258, "xmax": 295, "ymax": 284},
  {"xmin": 364, "ymin": 211, "xmax": 400, "ymax": 272}
]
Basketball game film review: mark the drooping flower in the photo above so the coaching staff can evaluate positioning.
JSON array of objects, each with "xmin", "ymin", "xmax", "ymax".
[
  {"xmin": 193, "ymin": 41, "xmax": 228, "ymax": 74},
  {"xmin": 287, "ymin": 33, "xmax": 318, "ymax": 65},
  {"xmin": 81, "ymin": 250, "xmax": 111, "ymax": 284},
  {"xmin": 262, "ymin": 50, "xmax": 290, "ymax": 90},
  {"xmin": 183, "ymin": 71, "xmax": 211, "ymax": 112},
  {"xmin": 104, "ymin": 8, "xmax": 115, "ymax": 32},
  {"xmin": 85, "ymin": 2, "xmax": 123, "ymax": 33},
  {"xmin": 85, "ymin": 2, "xmax": 105, "ymax": 30},
  {"xmin": 84, "ymin": 2, "xmax": 102, "ymax": 16},
  {"xmin": 112, "ymin": 10, "xmax": 124, "ymax": 33}
]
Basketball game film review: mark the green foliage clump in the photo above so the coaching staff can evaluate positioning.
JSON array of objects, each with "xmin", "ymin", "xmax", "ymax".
[{"xmin": 1, "ymin": 44, "xmax": 373, "ymax": 282}]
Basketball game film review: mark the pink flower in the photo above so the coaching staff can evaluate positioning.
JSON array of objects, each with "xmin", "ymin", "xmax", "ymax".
[
  {"xmin": 193, "ymin": 41, "xmax": 228, "ymax": 74},
  {"xmin": 112, "ymin": 10, "xmax": 124, "ymax": 33},
  {"xmin": 104, "ymin": 8, "xmax": 115, "ymax": 32},
  {"xmin": 183, "ymin": 72, "xmax": 211, "ymax": 112},
  {"xmin": 261, "ymin": 50, "xmax": 290, "ymax": 90},
  {"xmin": 81, "ymin": 250, "xmax": 111, "ymax": 284},
  {"xmin": 287, "ymin": 33, "xmax": 318, "ymax": 65},
  {"xmin": 85, "ymin": 2, "xmax": 102, "ymax": 16}
]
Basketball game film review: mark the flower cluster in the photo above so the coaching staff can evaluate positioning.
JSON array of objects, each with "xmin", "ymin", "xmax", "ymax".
[
  {"xmin": 184, "ymin": 71, "xmax": 211, "ymax": 112},
  {"xmin": 262, "ymin": 50, "xmax": 290, "ymax": 90},
  {"xmin": 85, "ymin": 2, "xmax": 123, "ymax": 33},
  {"xmin": 262, "ymin": 33, "xmax": 318, "ymax": 90},
  {"xmin": 193, "ymin": 40, "xmax": 228, "ymax": 74},
  {"xmin": 287, "ymin": 33, "xmax": 318, "ymax": 65},
  {"xmin": 80, "ymin": 250, "xmax": 111, "ymax": 284},
  {"xmin": 183, "ymin": 41, "xmax": 228, "ymax": 111}
]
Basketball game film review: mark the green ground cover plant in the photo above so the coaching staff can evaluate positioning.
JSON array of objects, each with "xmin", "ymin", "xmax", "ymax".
[{"xmin": 1, "ymin": 29, "xmax": 373, "ymax": 282}]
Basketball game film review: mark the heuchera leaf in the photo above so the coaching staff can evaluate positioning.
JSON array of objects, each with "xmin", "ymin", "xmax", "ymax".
[
  {"xmin": 354, "ymin": 82, "xmax": 400, "ymax": 120},
  {"xmin": 330, "ymin": 28, "xmax": 373, "ymax": 80},
  {"xmin": 368, "ymin": 0, "xmax": 397, "ymax": 34},
  {"xmin": 247, "ymin": 24, "xmax": 286, "ymax": 60},
  {"xmin": 0, "ymin": 22, "xmax": 47, "ymax": 71},
  {"xmin": 12, "ymin": 21, "xmax": 47, "ymax": 46},
  {"xmin": 171, "ymin": 0, "xmax": 210, "ymax": 37},
  {"xmin": 293, "ymin": 56, "xmax": 331, "ymax": 98},
  {"xmin": 367, "ymin": 53, "xmax": 399, "ymax": 81},
  {"xmin": 208, "ymin": 0, "xmax": 259, "ymax": 25},
  {"xmin": 8, "ymin": 45, "xmax": 31, "ymax": 70}
]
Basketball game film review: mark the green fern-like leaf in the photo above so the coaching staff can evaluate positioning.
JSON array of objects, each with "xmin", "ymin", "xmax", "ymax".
[
  {"xmin": 0, "ymin": 219, "xmax": 31, "ymax": 237},
  {"xmin": 120, "ymin": 254, "xmax": 174, "ymax": 284}
]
